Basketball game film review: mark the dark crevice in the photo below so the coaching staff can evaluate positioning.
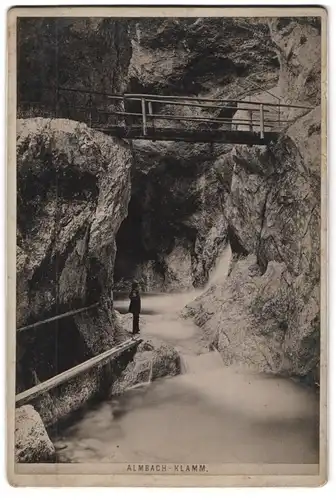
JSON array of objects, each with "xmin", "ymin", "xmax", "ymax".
[
  {"xmin": 227, "ymin": 224, "xmax": 248, "ymax": 258},
  {"xmin": 256, "ymin": 189, "xmax": 272, "ymax": 275},
  {"xmin": 16, "ymin": 316, "xmax": 91, "ymax": 393},
  {"xmin": 113, "ymin": 195, "xmax": 154, "ymax": 285},
  {"xmin": 86, "ymin": 256, "xmax": 104, "ymax": 304}
]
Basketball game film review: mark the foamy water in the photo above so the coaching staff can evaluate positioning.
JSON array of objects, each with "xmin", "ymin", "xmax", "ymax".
[
  {"xmin": 207, "ymin": 244, "xmax": 232, "ymax": 288},
  {"xmin": 54, "ymin": 245, "xmax": 319, "ymax": 466},
  {"xmin": 54, "ymin": 361, "xmax": 319, "ymax": 465}
]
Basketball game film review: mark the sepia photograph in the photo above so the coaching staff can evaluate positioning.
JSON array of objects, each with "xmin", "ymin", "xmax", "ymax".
[{"xmin": 6, "ymin": 5, "xmax": 327, "ymax": 487}]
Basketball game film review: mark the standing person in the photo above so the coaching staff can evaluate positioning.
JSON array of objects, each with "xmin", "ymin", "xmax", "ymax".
[{"xmin": 129, "ymin": 281, "xmax": 141, "ymax": 335}]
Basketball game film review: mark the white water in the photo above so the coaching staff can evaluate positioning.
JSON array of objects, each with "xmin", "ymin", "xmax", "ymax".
[
  {"xmin": 54, "ymin": 245, "xmax": 319, "ymax": 465},
  {"xmin": 207, "ymin": 244, "xmax": 232, "ymax": 288}
]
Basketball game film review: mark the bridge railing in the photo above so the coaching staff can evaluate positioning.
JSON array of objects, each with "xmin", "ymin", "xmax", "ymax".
[
  {"xmin": 110, "ymin": 93, "xmax": 312, "ymax": 138},
  {"xmin": 18, "ymin": 88, "xmax": 314, "ymax": 139}
]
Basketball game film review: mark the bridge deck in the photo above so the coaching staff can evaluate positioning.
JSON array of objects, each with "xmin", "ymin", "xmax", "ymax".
[{"xmin": 95, "ymin": 126, "xmax": 279, "ymax": 145}]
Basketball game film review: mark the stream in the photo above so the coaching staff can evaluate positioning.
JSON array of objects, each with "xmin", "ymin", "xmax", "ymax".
[{"xmin": 53, "ymin": 249, "xmax": 319, "ymax": 465}]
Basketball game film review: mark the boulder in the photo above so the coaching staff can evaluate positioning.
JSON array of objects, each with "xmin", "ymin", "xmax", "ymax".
[
  {"xmin": 112, "ymin": 338, "xmax": 181, "ymax": 394},
  {"xmin": 15, "ymin": 405, "xmax": 55, "ymax": 463}
]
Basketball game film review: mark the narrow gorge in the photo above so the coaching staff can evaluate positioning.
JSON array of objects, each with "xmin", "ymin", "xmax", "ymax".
[{"xmin": 15, "ymin": 15, "xmax": 321, "ymax": 466}]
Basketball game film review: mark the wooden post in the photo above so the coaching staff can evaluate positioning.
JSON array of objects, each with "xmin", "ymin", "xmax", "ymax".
[
  {"xmin": 121, "ymin": 97, "xmax": 126, "ymax": 128},
  {"xmin": 148, "ymin": 100, "xmax": 154, "ymax": 135},
  {"xmin": 260, "ymin": 103, "xmax": 264, "ymax": 139},
  {"xmin": 141, "ymin": 97, "xmax": 147, "ymax": 136},
  {"xmin": 148, "ymin": 100, "xmax": 153, "ymax": 118},
  {"xmin": 88, "ymin": 94, "xmax": 93, "ymax": 128},
  {"xmin": 248, "ymin": 110, "xmax": 253, "ymax": 131}
]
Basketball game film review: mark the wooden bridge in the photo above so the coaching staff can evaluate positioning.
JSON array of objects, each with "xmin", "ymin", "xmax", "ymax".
[{"xmin": 19, "ymin": 87, "xmax": 313, "ymax": 145}]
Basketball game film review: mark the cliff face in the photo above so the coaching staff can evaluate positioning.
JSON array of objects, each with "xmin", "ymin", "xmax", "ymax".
[
  {"xmin": 268, "ymin": 17, "xmax": 321, "ymax": 107},
  {"xmin": 18, "ymin": 18, "xmax": 132, "ymax": 113},
  {"xmin": 128, "ymin": 18, "xmax": 279, "ymax": 96},
  {"xmin": 16, "ymin": 17, "xmax": 134, "ymax": 402},
  {"xmin": 184, "ymin": 106, "xmax": 321, "ymax": 383},
  {"xmin": 16, "ymin": 118, "xmax": 132, "ymax": 392},
  {"xmin": 183, "ymin": 18, "xmax": 321, "ymax": 384},
  {"xmin": 114, "ymin": 141, "xmax": 232, "ymax": 290}
]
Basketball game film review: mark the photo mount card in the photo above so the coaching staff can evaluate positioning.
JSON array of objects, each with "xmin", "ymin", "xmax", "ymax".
[{"xmin": 6, "ymin": 5, "xmax": 328, "ymax": 488}]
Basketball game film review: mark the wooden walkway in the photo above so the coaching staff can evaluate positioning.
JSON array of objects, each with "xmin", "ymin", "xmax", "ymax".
[
  {"xmin": 95, "ymin": 126, "xmax": 279, "ymax": 145},
  {"xmin": 19, "ymin": 87, "xmax": 313, "ymax": 145}
]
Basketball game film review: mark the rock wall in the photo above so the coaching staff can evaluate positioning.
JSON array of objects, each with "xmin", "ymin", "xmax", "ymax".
[
  {"xmin": 184, "ymin": 108, "xmax": 321, "ymax": 383},
  {"xmin": 17, "ymin": 18, "xmax": 132, "ymax": 118},
  {"xmin": 268, "ymin": 17, "xmax": 321, "ymax": 107},
  {"xmin": 113, "ymin": 16, "xmax": 321, "ymax": 299},
  {"xmin": 183, "ymin": 18, "xmax": 321, "ymax": 384},
  {"xmin": 128, "ymin": 18, "xmax": 279, "ymax": 96},
  {"xmin": 114, "ymin": 141, "xmax": 232, "ymax": 291},
  {"xmin": 16, "ymin": 118, "xmax": 132, "ymax": 396}
]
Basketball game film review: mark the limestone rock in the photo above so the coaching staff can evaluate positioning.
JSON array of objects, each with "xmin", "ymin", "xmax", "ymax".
[
  {"xmin": 226, "ymin": 110, "xmax": 320, "ymax": 285},
  {"xmin": 268, "ymin": 17, "xmax": 321, "ymax": 107},
  {"xmin": 15, "ymin": 405, "xmax": 55, "ymax": 463},
  {"xmin": 128, "ymin": 18, "xmax": 278, "ymax": 96},
  {"xmin": 184, "ymin": 255, "xmax": 320, "ymax": 384},
  {"xmin": 114, "ymin": 141, "xmax": 230, "ymax": 290},
  {"xmin": 112, "ymin": 338, "xmax": 181, "ymax": 394},
  {"xmin": 16, "ymin": 118, "xmax": 132, "ymax": 395},
  {"xmin": 17, "ymin": 118, "xmax": 132, "ymax": 327}
]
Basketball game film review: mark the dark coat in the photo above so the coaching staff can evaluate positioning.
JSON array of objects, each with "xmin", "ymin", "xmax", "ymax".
[{"xmin": 129, "ymin": 289, "xmax": 141, "ymax": 315}]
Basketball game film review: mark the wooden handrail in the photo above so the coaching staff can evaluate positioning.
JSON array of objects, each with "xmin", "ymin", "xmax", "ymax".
[
  {"xmin": 15, "ymin": 338, "xmax": 142, "ymax": 407},
  {"xmin": 40, "ymin": 103, "xmax": 291, "ymax": 125},
  {"xmin": 260, "ymin": 103, "xmax": 265, "ymax": 139},
  {"xmin": 56, "ymin": 86, "xmax": 124, "ymax": 99},
  {"xmin": 19, "ymin": 87, "xmax": 313, "ymax": 142},
  {"xmin": 123, "ymin": 93, "xmax": 314, "ymax": 110},
  {"xmin": 17, "ymin": 303, "xmax": 99, "ymax": 333},
  {"xmin": 106, "ymin": 110, "xmax": 293, "ymax": 126},
  {"xmin": 121, "ymin": 98, "xmax": 270, "ymax": 113}
]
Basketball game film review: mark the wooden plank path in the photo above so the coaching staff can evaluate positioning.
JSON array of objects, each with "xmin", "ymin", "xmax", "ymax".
[
  {"xmin": 15, "ymin": 338, "xmax": 142, "ymax": 407},
  {"xmin": 95, "ymin": 126, "xmax": 280, "ymax": 145}
]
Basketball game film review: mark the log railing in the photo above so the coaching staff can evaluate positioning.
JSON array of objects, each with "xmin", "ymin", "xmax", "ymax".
[{"xmin": 15, "ymin": 338, "xmax": 142, "ymax": 407}]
